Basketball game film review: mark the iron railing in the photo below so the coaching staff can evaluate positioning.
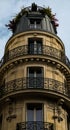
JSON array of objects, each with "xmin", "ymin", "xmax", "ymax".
[
  {"xmin": 0, "ymin": 45, "xmax": 70, "ymax": 68},
  {"xmin": 16, "ymin": 121, "xmax": 54, "ymax": 130},
  {"xmin": 0, "ymin": 77, "xmax": 67, "ymax": 98}
]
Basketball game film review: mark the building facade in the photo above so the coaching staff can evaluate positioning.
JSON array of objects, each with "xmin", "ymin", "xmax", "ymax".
[{"xmin": 0, "ymin": 3, "xmax": 70, "ymax": 130}]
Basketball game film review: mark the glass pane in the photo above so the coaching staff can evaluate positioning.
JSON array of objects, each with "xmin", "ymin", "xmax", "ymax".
[
  {"xmin": 27, "ymin": 105, "xmax": 34, "ymax": 121},
  {"xmin": 28, "ymin": 38, "xmax": 42, "ymax": 54},
  {"xmin": 36, "ymin": 67, "xmax": 42, "ymax": 77},
  {"xmin": 36, "ymin": 68, "xmax": 43, "ymax": 88},
  {"xmin": 36, "ymin": 106, "xmax": 42, "ymax": 121},
  {"xmin": 28, "ymin": 68, "xmax": 35, "ymax": 88},
  {"xmin": 28, "ymin": 43, "xmax": 34, "ymax": 54},
  {"xmin": 34, "ymin": 41, "xmax": 37, "ymax": 54},
  {"xmin": 29, "ymin": 68, "xmax": 34, "ymax": 77},
  {"xmin": 37, "ymin": 42, "xmax": 42, "ymax": 54},
  {"xmin": 27, "ymin": 110, "xmax": 34, "ymax": 121},
  {"xmin": 27, "ymin": 67, "xmax": 43, "ymax": 88}
]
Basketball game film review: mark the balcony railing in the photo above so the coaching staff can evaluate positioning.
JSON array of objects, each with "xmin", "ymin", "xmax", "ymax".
[
  {"xmin": 0, "ymin": 77, "xmax": 68, "ymax": 98},
  {"xmin": 30, "ymin": 24, "xmax": 41, "ymax": 29},
  {"xmin": 0, "ymin": 45, "xmax": 70, "ymax": 68},
  {"xmin": 16, "ymin": 121, "xmax": 54, "ymax": 130}
]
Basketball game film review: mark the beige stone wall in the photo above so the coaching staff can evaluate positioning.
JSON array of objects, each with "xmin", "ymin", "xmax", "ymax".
[
  {"xmin": 4, "ymin": 65, "xmax": 26, "ymax": 82},
  {"xmin": 4, "ymin": 64, "xmax": 65, "ymax": 84},
  {"xmin": 5, "ymin": 31, "xmax": 64, "ymax": 52},
  {"xmin": 1, "ymin": 31, "xmax": 68, "ymax": 130},
  {"xmin": 1, "ymin": 99, "xmax": 68, "ymax": 130},
  {"xmin": 2, "ymin": 62, "xmax": 66, "ymax": 95}
]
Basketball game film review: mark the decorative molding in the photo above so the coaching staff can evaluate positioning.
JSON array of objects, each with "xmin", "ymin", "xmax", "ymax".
[
  {"xmin": 0, "ymin": 77, "xmax": 67, "ymax": 99},
  {"xmin": 0, "ymin": 45, "xmax": 70, "ymax": 69},
  {"xmin": 6, "ymin": 114, "xmax": 16, "ymax": 122}
]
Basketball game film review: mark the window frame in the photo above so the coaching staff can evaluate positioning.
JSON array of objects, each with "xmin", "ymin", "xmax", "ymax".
[
  {"xmin": 27, "ymin": 66, "xmax": 44, "ymax": 88},
  {"xmin": 28, "ymin": 38, "xmax": 43, "ymax": 54},
  {"xmin": 26, "ymin": 103, "xmax": 44, "ymax": 122},
  {"xmin": 29, "ymin": 18, "xmax": 42, "ymax": 29}
]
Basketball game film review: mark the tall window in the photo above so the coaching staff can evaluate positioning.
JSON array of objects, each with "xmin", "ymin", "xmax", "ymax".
[
  {"xmin": 27, "ymin": 67, "xmax": 44, "ymax": 88},
  {"xmin": 28, "ymin": 38, "xmax": 42, "ymax": 54},
  {"xmin": 29, "ymin": 19, "xmax": 42, "ymax": 29},
  {"xmin": 27, "ymin": 103, "xmax": 43, "ymax": 122},
  {"xmin": 26, "ymin": 103, "xmax": 43, "ymax": 130}
]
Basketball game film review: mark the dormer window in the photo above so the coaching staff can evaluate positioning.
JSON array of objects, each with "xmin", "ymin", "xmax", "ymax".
[{"xmin": 29, "ymin": 19, "xmax": 42, "ymax": 29}]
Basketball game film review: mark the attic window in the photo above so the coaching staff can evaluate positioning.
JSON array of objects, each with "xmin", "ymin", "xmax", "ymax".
[{"xmin": 29, "ymin": 19, "xmax": 42, "ymax": 29}]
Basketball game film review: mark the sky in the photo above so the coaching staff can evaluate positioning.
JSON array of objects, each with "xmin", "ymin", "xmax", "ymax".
[{"xmin": 0, "ymin": 0, "xmax": 70, "ymax": 60}]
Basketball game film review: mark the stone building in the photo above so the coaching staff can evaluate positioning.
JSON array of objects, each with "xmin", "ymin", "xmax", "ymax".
[{"xmin": 0, "ymin": 3, "xmax": 70, "ymax": 130}]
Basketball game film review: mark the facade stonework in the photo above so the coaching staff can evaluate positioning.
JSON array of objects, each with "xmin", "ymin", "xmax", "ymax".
[{"xmin": 0, "ymin": 3, "xmax": 70, "ymax": 130}]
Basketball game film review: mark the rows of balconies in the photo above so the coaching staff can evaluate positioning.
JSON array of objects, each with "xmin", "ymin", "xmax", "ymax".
[
  {"xmin": 0, "ymin": 45, "xmax": 70, "ymax": 68},
  {"xmin": 16, "ymin": 121, "xmax": 54, "ymax": 130},
  {"xmin": 0, "ymin": 77, "xmax": 68, "ymax": 99}
]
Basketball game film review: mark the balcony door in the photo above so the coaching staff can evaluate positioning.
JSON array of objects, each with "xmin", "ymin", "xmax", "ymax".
[
  {"xmin": 28, "ymin": 38, "xmax": 42, "ymax": 54},
  {"xmin": 27, "ymin": 103, "xmax": 43, "ymax": 122},
  {"xmin": 27, "ymin": 67, "xmax": 44, "ymax": 88}
]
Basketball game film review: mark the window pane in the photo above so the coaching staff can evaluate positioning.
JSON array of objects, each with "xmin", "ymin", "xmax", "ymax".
[
  {"xmin": 36, "ymin": 109, "xmax": 42, "ymax": 121},
  {"xmin": 29, "ymin": 68, "xmax": 34, "ymax": 77},
  {"xmin": 28, "ymin": 38, "xmax": 42, "ymax": 54},
  {"xmin": 27, "ymin": 104, "xmax": 34, "ymax": 121},
  {"xmin": 28, "ymin": 43, "xmax": 34, "ymax": 54},
  {"xmin": 30, "ymin": 19, "xmax": 41, "ymax": 29},
  {"xmin": 27, "ymin": 104, "xmax": 43, "ymax": 122},
  {"xmin": 27, "ymin": 67, "xmax": 43, "ymax": 88}
]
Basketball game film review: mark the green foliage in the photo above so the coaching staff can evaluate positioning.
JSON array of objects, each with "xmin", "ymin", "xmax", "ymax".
[{"xmin": 39, "ymin": 7, "xmax": 52, "ymax": 18}]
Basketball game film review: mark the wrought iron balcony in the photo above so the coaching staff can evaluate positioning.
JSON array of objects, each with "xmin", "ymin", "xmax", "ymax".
[
  {"xmin": 0, "ymin": 45, "xmax": 70, "ymax": 68},
  {"xmin": 16, "ymin": 121, "xmax": 54, "ymax": 130},
  {"xmin": 0, "ymin": 77, "xmax": 67, "ymax": 98}
]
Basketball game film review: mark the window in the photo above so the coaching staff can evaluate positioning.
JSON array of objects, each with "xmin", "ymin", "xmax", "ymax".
[
  {"xmin": 28, "ymin": 38, "xmax": 42, "ymax": 54},
  {"xmin": 27, "ymin": 67, "xmax": 44, "ymax": 88},
  {"xmin": 27, "ymin": 103, "xmax": 43, "ymax": 122},
  {"xmin": 29, "ymin": 19, "xmax": 42, "ymax": 29},
  {"xmin": 26, "ymin": 103, "xmax": 43, "ymax": 130}
]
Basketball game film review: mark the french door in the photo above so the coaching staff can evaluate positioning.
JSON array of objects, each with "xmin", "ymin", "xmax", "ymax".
[
  {"xmin": 27, "ymin": 103, "xmax": 43, "ymax": 122},
  {"xmin": 26, "ymin": 103, "xmax": 43, "ymax": 130},
  {"xmin": 28, "ymin": 38, "xmax": 42, "ymax": 54},
  {"xmin": 27, "ymin": 67, "xmax": 44, "ymax": 88}
]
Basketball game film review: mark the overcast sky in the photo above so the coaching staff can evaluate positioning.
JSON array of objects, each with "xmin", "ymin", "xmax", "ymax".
[{"xmin": 0, "ymin": 0, "xmax": 70, "ymax": 60}]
